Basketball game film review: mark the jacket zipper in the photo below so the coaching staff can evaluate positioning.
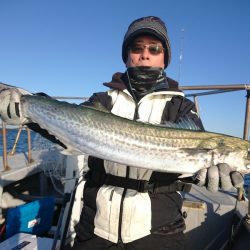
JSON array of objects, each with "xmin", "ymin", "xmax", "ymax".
[
  {"xmin": 133, "ymin": 102, "xmax": 139, "ymax": 121},
  {"xmin": 117, "ymin": 73, "xmax": 135, "ymax": 246},
  {"xmin": 117, "ymin": 166, "xmax": 129, "ymax": 246},
  {"xmin": 125, "ymin": 70, "xmax": 139, "ymax": 121}
]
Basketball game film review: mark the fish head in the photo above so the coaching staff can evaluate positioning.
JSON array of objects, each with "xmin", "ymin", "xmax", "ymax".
[{"xmin": 0, "ymin": 82, "xmax": 14, "ymax": 93}]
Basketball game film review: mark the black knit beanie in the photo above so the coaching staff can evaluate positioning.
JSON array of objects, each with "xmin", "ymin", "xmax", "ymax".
[{"xmin": 122, "ymin": 16, "xmax": 171, "ymax": 69}]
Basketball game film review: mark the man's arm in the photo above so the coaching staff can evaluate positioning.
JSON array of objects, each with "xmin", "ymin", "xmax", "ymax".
[
  {"xmin": 81, "ymin": 92, "xmax": 112, "ymax": 112},
  {"xmin": 162, "ymin": 95, "xmax": 204, "ymax": 130}
]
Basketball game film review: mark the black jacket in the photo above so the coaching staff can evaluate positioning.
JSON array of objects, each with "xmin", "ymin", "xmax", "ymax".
[{"xmin": 74, "ymin": 72, "xmax": 204, "ymax": 243}]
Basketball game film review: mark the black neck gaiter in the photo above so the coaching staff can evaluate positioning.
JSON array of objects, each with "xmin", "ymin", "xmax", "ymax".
[{"xmin": 122, "ymin": 66, "xmax": 168, "ymax": 101}]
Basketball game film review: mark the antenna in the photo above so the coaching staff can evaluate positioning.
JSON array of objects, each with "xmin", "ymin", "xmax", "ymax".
[{"xmin": 178, "ymin": 29, "xmax": 185, "ymax": 84}]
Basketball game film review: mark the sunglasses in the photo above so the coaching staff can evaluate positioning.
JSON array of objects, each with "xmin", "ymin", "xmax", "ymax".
[{"xmin": 129, "ymin": 43, "xmax": 164, "ymax": 55}]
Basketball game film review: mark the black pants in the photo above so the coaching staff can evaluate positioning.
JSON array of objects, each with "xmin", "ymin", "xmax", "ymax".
[{"xmin": 71, "ymin": 232, "xmax": 185, "ymax": 250}]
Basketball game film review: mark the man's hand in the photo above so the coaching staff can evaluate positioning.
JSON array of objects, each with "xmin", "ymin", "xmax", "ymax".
[
  {"xmin": 0, "ymin": 87, "xmax": 31, "ymax": 125},
  {"xmin": 195, "ymin": 163, "xmax": 244, "ymax": 192}
]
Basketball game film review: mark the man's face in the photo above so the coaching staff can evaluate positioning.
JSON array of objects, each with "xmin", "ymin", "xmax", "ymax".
[{"xmin": 126, "ymin": 35, "xmax": 165, "ymax": 69}]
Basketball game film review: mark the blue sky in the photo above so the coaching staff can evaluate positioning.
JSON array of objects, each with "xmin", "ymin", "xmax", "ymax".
[{"xmin": 0, "ymin": 0, "xmax": 249, "ymax": 138}]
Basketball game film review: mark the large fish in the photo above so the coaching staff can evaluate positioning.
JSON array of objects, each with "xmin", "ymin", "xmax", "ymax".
[{"xmin": 18, "ymin": 94, "xmax": 250, "ymax": 175}]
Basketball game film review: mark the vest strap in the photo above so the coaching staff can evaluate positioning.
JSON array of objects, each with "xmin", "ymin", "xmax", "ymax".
[{"xmin": 104, "ymin": 173, "xmax": 192, "ymax": 193}]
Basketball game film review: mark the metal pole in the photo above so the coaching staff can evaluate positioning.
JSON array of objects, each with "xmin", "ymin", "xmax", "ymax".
[
  {"xmin": 2, "ymin": 121, "xmax": 10, "ymax": 171},
  {"xmin": 178, "ymin": 29, "xmax": 185, "ymax": 84},
  {"xmin": 8, "ymin": 126, "xmax": 22, "ymax": 156},
  {"xmin": 185, "ymin": 89, "xmax": 240, "ymax": 98},
  {"xmin": 180, "ymin": 84, "xmax": 250, "ymax": 91},
  {"xmin": 26, "ymin": 127, "xmax": 33, "ymax": 164},
  {"xmin": 243, "ymin": 90, "xmax": 250, "ymax": 140}
]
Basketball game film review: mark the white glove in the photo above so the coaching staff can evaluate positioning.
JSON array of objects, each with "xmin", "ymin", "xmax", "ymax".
[
  {"xmin": 0, "ymin": 86, "xmax": 31, "ymax": 125},
  {"xmin": 195, "ymin": 163, "xmax": 244, "ymax": 192}
]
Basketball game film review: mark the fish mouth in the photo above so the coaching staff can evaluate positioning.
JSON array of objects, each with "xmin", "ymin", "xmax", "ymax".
[{"xmin": 0, "ymin": 83, "xmax": 12, "ymax": 93}]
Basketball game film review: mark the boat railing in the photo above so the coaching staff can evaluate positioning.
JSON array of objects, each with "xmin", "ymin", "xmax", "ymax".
[
  {"xmin": 1, "ymin": 83, "xmax": 250, "ymax": 172},
  {"xmin": 181, "ymin": 84, "xmax": 250, "ymax": 140},
  {"xmin": 1, "ymin": 122, "xmax": 34, "ymax": 171}
]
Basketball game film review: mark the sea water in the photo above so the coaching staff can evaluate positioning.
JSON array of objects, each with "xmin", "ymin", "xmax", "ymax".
[
  {"xmin": 0, "ymin": 128, "xmax": 57, "ymax": 153},
  {"xmin": 0, "ymin": 128, "xmax": 250, "ymax": 196}
]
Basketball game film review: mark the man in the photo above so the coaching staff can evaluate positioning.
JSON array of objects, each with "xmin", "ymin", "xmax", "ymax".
[
  {"xmin": 0, "ymin": 16, "xmax": 244, "ymax": 250},
  {"xmin": 72, "ymin": 16, "xmax": 203, "ymax": 249}
]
